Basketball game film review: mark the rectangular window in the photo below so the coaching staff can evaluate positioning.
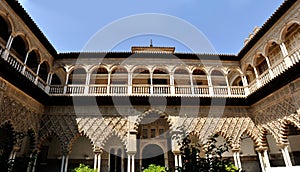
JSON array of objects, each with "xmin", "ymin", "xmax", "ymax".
[
  {"xmin": 142, "ymin": 129, "xmax": 148, "ymax": 139},
  {"xmin": 151, "ymin": 129, "xmax": 156, "ymax": 138},
  {"xmin": 159, "ymin": 129, "xmax": 164, "ymax": 137}
]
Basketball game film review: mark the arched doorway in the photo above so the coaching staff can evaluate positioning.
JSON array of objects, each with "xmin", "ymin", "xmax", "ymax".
[
  {"xmin": 142, "ymin": 144, "xmax": 164, "ymax": 169},
  {"xmin": 0, "ymin": 123, "xmax": 14, "ymax": 171},
  {"xmin": 137, "ymin": 112, "xmax": 174, "ymax": 171},
  {"xmin": 36, "ymin": 136, "xmax": 62, "ymax": 172},
  {"xmin": 68, "ymin": 136, "xmax": 94, "ymax": 170}
]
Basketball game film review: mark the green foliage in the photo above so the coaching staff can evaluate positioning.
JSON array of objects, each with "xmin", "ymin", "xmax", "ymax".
[
  {"xmin": 73, "ymin": 164, "xmax": 97, "ymax": 172},
  {"xmin": 143, "ymin": 164, "xmax": 167, "ymax": 172},
  {"xmin": 178, "ymin": 134, "xmax": 241, "ymax": 172}
]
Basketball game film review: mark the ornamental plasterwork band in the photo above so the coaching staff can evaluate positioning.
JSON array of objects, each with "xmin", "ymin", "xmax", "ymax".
[{"xmin": 39, "ymin": 106, "xmax": 269, "ymax": 152}]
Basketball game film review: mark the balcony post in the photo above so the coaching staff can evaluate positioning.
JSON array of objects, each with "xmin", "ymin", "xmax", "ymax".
[
  {"xmin": 170, "ymin": 72, "xmax": 175, "ymax": 95},
  {"xmin": 150, "ymin": 72, "xmax": 153, "ymax": 94},
  {"xmin": 253, "ymin": 67, "xmax": 261, "ymax": 87},
  {"xmin": 22, "ymin": 52, "xmax": 30, "ymax": 74},
  {"xmin": 84, "ymin": 72, "xmax": 91, "ymax": 94},
  {"xmin": 189, "ymin": 72, "xmax": 195, "ymax": 95},
  {"xmin": 34, "ymin": 63, "xmax": 41, "ymax": 85},
  {"xmin": 2, "ymin": 35, "xmax": 14, "ymax": 61},
  {"xmin": 264, "ymin": 56, "xmax": 274, "ymax": 79},
  {"xmin": 107, "ymin": 71, "xmax": 111, "ymax": 94},
  {"xmin": 280, "ymin": 42, "xmax": 292, "ymax": 68},
  {"xmin": 225, "ymin": 74, "xmax": 231, "ymax": 95},
  {"xmin": 47, "ymin": 73, "xmax": 53, "ymax": 85},
  {"xmin": 128, "ymin": 72, "xmax": 132, "ymax": 95},
  {"xmin": 242, "ymin": 76, "xmax": 250, "ymax": 95},
  {"xmin": 63, "ymin": 73, "xmax": 70, "ymax": 94},
  {"xmin": 207, "ymin": 75, "xmax": 214, "ymax": 96}
]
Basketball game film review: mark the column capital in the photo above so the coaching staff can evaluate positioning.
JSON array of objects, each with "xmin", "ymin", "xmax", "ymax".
[
  {"xmin": 93, "ymin": 146, "xmax": 103, "ymax": 154},
  {"xmin": 255, "ymin": 146, "xmax": 268, "ymax": 152},
  {"xmin": 276, "ymin": 143, "xmax": 289, "ymax": 149},
  {"xmin": 127, "ymin": 151, "xmax": 136, "ymax": 156},
  {"xmin": 172, "ymin": 150, "xmax": 181, "ymax": 155},
  {"xmin": 129, "ymin": 130, "xmax": 137, "ymax": 135},
  {"xmin": 231, "ymin": 143, "xmax": 241, "ymax": 152}
]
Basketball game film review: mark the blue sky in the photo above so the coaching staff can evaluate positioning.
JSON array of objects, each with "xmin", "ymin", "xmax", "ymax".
[{"xmin": 19, "ymin": 0, "xmax": 284, "ymax": 54}]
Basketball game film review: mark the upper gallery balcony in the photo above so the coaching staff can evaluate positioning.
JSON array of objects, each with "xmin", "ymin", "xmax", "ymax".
[
  {"xmin": 0, "ymin": 13, "xmax": 300, "ymax": 98},
  {"xmin": 1, "ymin": 42, "xmax": 300, "ymax": 98}
]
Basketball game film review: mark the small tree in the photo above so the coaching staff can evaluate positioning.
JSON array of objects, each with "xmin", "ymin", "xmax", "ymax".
[
  {"xmin": 73, "ymin": 164, "xmax": 97, "ymax": 172},
  {"xmin": 143, "ymin": 164, "xmax": 167, "ymax": 172},
  {"xmin": 178, "ymin": 134, "xmax": 240, "ymax": 172}
]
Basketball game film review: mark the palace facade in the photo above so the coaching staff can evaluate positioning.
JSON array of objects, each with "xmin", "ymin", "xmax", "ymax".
[{"xmin": 0, "ymin": 0, "xmax": 300, "ymax": 172}]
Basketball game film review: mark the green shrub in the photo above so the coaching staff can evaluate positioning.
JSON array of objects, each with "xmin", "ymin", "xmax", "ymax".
[
  {"xmin": 73, "ymin": 164, "xmax": 96, "ymax": 172},
  {"xmin": 143, "ymin": 164, "xmax": 167, "ymax": 172}
]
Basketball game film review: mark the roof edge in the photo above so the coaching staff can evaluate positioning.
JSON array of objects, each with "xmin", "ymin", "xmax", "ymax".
[
  {"xmin": 6, "ymin": 0, "xmax": 58, "ymax": 58},
  {"xmin": 238, "ymin": 0, "xmax": 297, "ymax": 58}
]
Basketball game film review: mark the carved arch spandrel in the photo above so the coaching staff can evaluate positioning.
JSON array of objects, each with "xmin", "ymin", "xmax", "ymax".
[
  {"xmin": 76, "ymin": 116, "xmax": 128, "ymax": 150},
  {"xmin": 38, "ymin": 115, "xmax": 79, "ymax": 153},
  {"xmin": 0, "ymin": 95, "xmax": 41, "ymax": 136},
  {"xmin": 133, "ymin": 108, "xmax": 173, "ymax": 131},
  {"xmin": 253, "ymin": 96, "xmax": 299, "ymax": 145}
]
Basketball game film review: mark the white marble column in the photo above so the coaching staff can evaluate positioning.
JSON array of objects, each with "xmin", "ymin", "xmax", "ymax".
[
  {"xmin": 26, "ymin": 153, "xmax": 33, "ymax": 172},
  {"xmin": 31, "ymin": 154, "xmax": 37, "ymax": 172},
  {"xmin": 178, "ymin": 154, "xmax": 182, "ymax": 168},
  {"xmin": 281, "ymin": 146, "xmax": 293, "ymax": 167},
  {"xmin": 233, "ymin": 151, "xmax": 242, "ymax": 170},
  {"xmin": 97, "ymin": 154, "xmax": 101, "ymax": 172},
  {"xmin": 258, "ymin": 152, "xmax": 266, "ymax": 172},
  {"xmin": 60, "ymin": 155, "xmax": 66, "ymax": 172},
  {"xmin": 64, "ymin": 155, "xmax": 69, "ymax": 172},
  {"xmin": 131, "ymin": 154, "xmax": 135, "ymax": 172},
  {"xmin": 174, "ymin": 154, "xmax": 178, "ymax": 172},
  {"xmin": 257, "ymin": 149, "xmax": 271, "ymax": 172},
  {"xmin": 127, "ymin": 154, "xmax": 131, "ymax": 172},
  {"xmin": 94, "ymin": 154, "xmax": 97, "ymax": 170},
  {"xmin": 93, "ymin": 149, "xmax": 102, "ymax": 172}
]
